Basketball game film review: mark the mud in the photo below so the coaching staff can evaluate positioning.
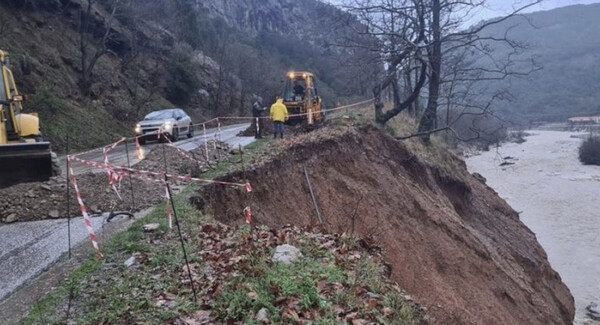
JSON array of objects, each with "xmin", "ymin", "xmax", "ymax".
[
  {"xmin": 0, "ymin": 142, "xmax": 231, "ymax": 224},
  {"xmin": 200, "ymin": 125, "xmax": 575, "ymax": 325}
]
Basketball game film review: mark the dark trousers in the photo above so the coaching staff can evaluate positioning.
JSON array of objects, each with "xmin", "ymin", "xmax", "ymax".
[{"xmin": 273, "ymin": 121, "xmax": 284, "ymax": 138}]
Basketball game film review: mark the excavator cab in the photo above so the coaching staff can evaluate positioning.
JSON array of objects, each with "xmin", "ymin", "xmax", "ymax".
[
  {"xmin": 0, "ymin": 50, "xmax": 54, "ymax": 188},
  {"xmin": 281, "ymin": 71, "xmax": 323, "ymax": 125}
]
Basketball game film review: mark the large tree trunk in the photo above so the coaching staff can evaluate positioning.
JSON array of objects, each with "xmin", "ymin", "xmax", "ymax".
[{"xmin": 418, "ymin": 0, "xmax": 441, "ymax": 140}]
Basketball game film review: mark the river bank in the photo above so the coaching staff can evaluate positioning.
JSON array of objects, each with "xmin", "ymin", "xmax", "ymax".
[{"xmin": 466, "ymin": 130, "xmax": 600, "ymax": 324}]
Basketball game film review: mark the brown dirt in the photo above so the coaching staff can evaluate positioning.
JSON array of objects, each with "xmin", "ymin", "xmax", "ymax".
[
  {"xmin": 200, "ymin": 125, "xmax": 575, "ymax": 325},
  {"xmin": 136, "ymin": 141, "xmax": 232, "ymax": 177},
  {"xmin": 0, "ymin": 174, "xmax": 164, "ymax": 223},
  {"xmin": 0, "ymin": 142, "xmax": 231, "ymax": 224},
  {"xmin": 238, "ymin": 119, "xmax": 312, "ymax": 137}
]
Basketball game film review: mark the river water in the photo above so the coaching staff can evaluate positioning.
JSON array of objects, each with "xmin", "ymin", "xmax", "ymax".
[{"xmin": 466, "ymin": 130, "xmax": 600, "ymax": 324}]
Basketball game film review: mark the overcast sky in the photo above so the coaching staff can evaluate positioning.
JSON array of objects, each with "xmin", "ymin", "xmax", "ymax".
[
  {"xmin": 326, "ymin": 0, "xmax": 600, "ymax": 24},
  {"xmin": 468, "ymin": 0, "xmax": 600, "ymax": 20}
]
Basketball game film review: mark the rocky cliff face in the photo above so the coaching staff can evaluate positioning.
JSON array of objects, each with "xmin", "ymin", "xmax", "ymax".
[
  {"xmin": 0, "ymin": 0, "xmax": 373, "ymax": 151},
  {"xmin": 201, "ymin": 125, "xmax": 575, "ymax": 325},
  {"xmin": 199, "ymin": 0, "xmax": 337, "ymax": 35}
]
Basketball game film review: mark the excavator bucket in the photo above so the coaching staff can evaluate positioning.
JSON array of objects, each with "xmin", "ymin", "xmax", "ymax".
[{"xmin": 0, "ymin": 142, "xmax": 53, "ymax": 188}]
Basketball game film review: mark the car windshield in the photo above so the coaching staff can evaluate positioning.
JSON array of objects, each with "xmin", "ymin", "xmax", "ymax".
[{"xmin": 144, "ymin": 110, "xmax": 175, "ymax": 120}]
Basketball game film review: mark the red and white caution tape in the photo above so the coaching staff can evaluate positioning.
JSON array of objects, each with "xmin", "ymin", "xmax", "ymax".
[
  {"xmin": 163, "ymin": 136, "xmax": 204, "ymax": 165},
  {"xmin": 67, "ymin": 156, "xmax": 103, "ymax": 260},
  {"xmin": 135, "ymin": 137, "xmax": 144, "ymax": 160},
  {"xmin": 243, "ymin": 206, "xmax": 252, "ymax": 224},
  {"xmin": 70, "ymin": 156, "xmax": 252, "ymax": 190},
  {"xmin": 164, "ymin": 183, "xmax": 172, "ymax": 229},
  {"xmin": 102, "ymin": 138, "xmax": 127, "ymax": 200},
  {"xmin": 213, "ymin": 98, "xmax": 374, "ymax": 121}
]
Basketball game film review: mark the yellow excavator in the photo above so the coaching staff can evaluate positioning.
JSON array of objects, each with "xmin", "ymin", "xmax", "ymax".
[
  {"xmin": 282, "ymin": 71, "xmax": 323, "ymax": 126},
  {"xmin": 0, "ymin": 50, "xmax": 56, "ymax": 188}
]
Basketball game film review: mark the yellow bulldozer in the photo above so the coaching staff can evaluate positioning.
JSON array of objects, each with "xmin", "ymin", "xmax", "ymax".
[
  {"xmin": 281, "ymin": 71, "xmax": 323, "ymax": 126},
  {"xmin": 0, "ymin": 50, "xmax": 56, "ymax": 188}
]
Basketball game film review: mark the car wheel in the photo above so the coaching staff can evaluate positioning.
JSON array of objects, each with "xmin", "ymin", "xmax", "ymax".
[
  {"xmin": 171, "ymin": 128, "xmax": 179, "ymax": 142},
  {"xmin": 187, "ymin": 124, "xmax": 194, "ymax": 138},
  {"xmin": 138, "ymin": 137, "xmax": 146, "ymax": 145}
]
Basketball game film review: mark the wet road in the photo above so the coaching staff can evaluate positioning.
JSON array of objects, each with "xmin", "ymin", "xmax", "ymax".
[
  {"xmin": 0, "ymin": 123, "xmax": 252, "ymax": 304},
  {"xmin": 61, "ymin": 123, "xmax": 253, "ymax": 175}
]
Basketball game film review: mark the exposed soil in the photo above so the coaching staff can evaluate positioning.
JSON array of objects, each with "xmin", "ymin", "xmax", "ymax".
[
  {"xmin": 200, "ymin": 125, "xmax": 575, "ymax": 325},
  {"xmin": 0, "ymin": 174, "xmax": 163, "ymax": 223},
  {"xmin": 136, "ymin": 141, "xmax": 232, "ymax": 177},
  {"xmin": 238, "ymin": 119, "xmax": 313, "ymax": 138},
  {"xmin": 0, "ymin": 142, "xmax": 231, "ymax": 224}
]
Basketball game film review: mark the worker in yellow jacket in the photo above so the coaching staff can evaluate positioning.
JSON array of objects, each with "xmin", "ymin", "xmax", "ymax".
[{"xmin": 270, "ymin": 97, "xmax": 289, "ymax": 139}]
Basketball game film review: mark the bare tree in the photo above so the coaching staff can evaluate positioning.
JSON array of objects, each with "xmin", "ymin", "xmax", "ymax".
[
  {"xmin": 341, "ymin": 0, "xmax": 542, "ymax": 142},
  {"xmin": 79, "ymin": 0, "xmax": 120, "ymax": 96}
]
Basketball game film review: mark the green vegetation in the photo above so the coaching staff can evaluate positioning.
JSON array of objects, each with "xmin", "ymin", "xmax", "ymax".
[
  {"xmin": 166, "ymin": 46, "xmax": 201, "ymax": 106},
  {"xmin": 579, "ymin": 136, "xmax": 600, "ymax": 165},
  {"xmin": 22, "ymin": 187, "xmax": 207, "ymax": 325},
  {"xmin": 22, "ymin": 136, "xmax": 423, "ymax": 324}
]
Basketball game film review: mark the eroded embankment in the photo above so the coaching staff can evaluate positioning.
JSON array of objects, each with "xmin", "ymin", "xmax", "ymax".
[{"xmin": 201, "ymin": 125, "xmax": 575, "ymax": 325}]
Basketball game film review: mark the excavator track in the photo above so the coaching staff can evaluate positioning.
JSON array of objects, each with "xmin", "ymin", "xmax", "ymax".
[{"xmin": 0, "ymin": 142, "xmax": 53, "ymax": 188}]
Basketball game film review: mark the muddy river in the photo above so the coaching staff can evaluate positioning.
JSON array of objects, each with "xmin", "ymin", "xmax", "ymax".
[{"xmin": 466, "ymin": 130, "xmax": 600, "ymax": 324}]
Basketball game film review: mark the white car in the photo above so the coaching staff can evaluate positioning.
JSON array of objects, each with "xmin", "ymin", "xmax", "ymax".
[{"xmin": 135, "ymin": 108, "xmax": 193, "ymax": 144}]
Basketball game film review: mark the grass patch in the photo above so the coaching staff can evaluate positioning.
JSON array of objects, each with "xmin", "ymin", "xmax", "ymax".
[
  {"xmin": 200, "ymin": 138, "xmax": 271, "ymax": 179},
  {"xmin": 22, "ymin": 122, "xmax": 425, "ymax": 325},
  {"xmin": 22, "ymin": 186, "xmax": 208, "ymax": 325}
]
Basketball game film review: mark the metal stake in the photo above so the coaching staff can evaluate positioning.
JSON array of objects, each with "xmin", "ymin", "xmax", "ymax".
[
  {"xmin": 166, "ymin": 178, "xmax": 198, "ymax": 303},
  {"xmin": 304, "ymin": 166, "xmax": 323, "ymax": 225},
  {"xmin": 66, "ymin": 136, "xmax": 71, "ymax": 259},
  {"xmin": 240, "ymin": 144, "xmax": 247, "ymax": 183}
]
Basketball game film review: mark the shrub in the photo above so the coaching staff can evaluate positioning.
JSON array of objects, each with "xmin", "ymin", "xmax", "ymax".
[
  {"xmin": 579, "ymin": 136, "xmax": 600, "ymax": 165},
  {"xmin": 165, "ymin": 46, "xmax": 200, "ymax": 105}
]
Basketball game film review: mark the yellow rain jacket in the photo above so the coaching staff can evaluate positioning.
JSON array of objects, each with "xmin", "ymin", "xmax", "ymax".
[{"xmin": 270, "ymin": 99, "xmax": 289, "ymax": 122}]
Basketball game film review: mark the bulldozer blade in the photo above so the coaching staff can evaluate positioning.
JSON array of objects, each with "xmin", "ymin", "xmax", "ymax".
[{"xmin": 0, "ymin": 142, "xmax": 53, "ymax": 188}]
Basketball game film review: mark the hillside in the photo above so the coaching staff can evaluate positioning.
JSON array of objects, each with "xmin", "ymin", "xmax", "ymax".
[
  {"xmin": 475, "ymin": 3, "xmax": 600, "ymax": 122},
  {"xmin": 202, "ymin": 124, "xmax": 575, "ymax": 325},
  {"xmin": 0, "ymin": 0, "xmax": 375, "ymax": 151}
]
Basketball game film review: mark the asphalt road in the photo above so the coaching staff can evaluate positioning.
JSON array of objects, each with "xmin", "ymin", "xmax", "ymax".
[
  {"xmin": 62, "ymin": 123, "xmax": 254, "ymax": 175},
  {"xmin": 0, "ymin": 123, "xmax": 252, "ymax": 304}
]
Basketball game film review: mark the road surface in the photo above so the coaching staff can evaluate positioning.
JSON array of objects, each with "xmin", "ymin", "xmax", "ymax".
[
  {"xmin": 0, "ymin": 123, "xmax": 252, "ymax": 306},
  {"xmin": 62, "ymin": 123, "xmax": 253, "ymax": 175}
]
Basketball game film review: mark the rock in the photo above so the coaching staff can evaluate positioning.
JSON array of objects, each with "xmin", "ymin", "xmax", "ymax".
[
  {"xmin": 587, "ymin": 302, "xmax": 600, "ymax": 320},
  {"xmin": 26, "ymin": 189, "xmax": 36, "ymax": 198},
  {"xmin": 3, "ymin": 213, "xmax": 18, "ymax": 223},
  {"xmin": 256, "ymin": 308, "xmax": 269, "ymax": 322},
  {"xmin": 229, "ymin": 146, "xmax": 242, "ymax": 155},
  {"xmin": 124, "ymin": 256, "xmax": 136, "ymax": 267},
  {"xmin": 90, "ymin": 205, "xmax": 101, "ymax": 214},
  {"xmin": 272, "ymin": 244, "xmax": 302, "ymax": 265},
  {"xmin": 183, "ymin": 310, "xmax": 211, "ymax": 324},
  {"xmin": 142, "ymin": 223, "xmax": 160, "ymax": 232},
  {"xmin": 48, "ymin": 210, "xmax": 60, "ymax": 218},
  {"xmin": 40, "ymin": 184, "xmax": 52, "ymax": 191},
  {"xmin": 472, "ymin": 172, "xmax": 487, "ymax": 184}
]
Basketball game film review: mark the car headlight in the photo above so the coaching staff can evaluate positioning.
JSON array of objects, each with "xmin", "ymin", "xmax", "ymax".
[
  {"xmin": 134, "ymin": 124, "xmax": 141, "ymax": 134},
  {"xmin": 163, "ymin": 121, "xmax": 172, "ymax": 131}
]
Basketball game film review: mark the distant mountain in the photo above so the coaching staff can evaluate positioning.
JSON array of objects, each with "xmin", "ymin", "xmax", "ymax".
[
  {"xmin": 475, "ymin": 4, "xmax": 600, "ymax": 122},
  {"xmin": 0, "ymin": 0, "xmax": 376, "ymax": 151}
]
